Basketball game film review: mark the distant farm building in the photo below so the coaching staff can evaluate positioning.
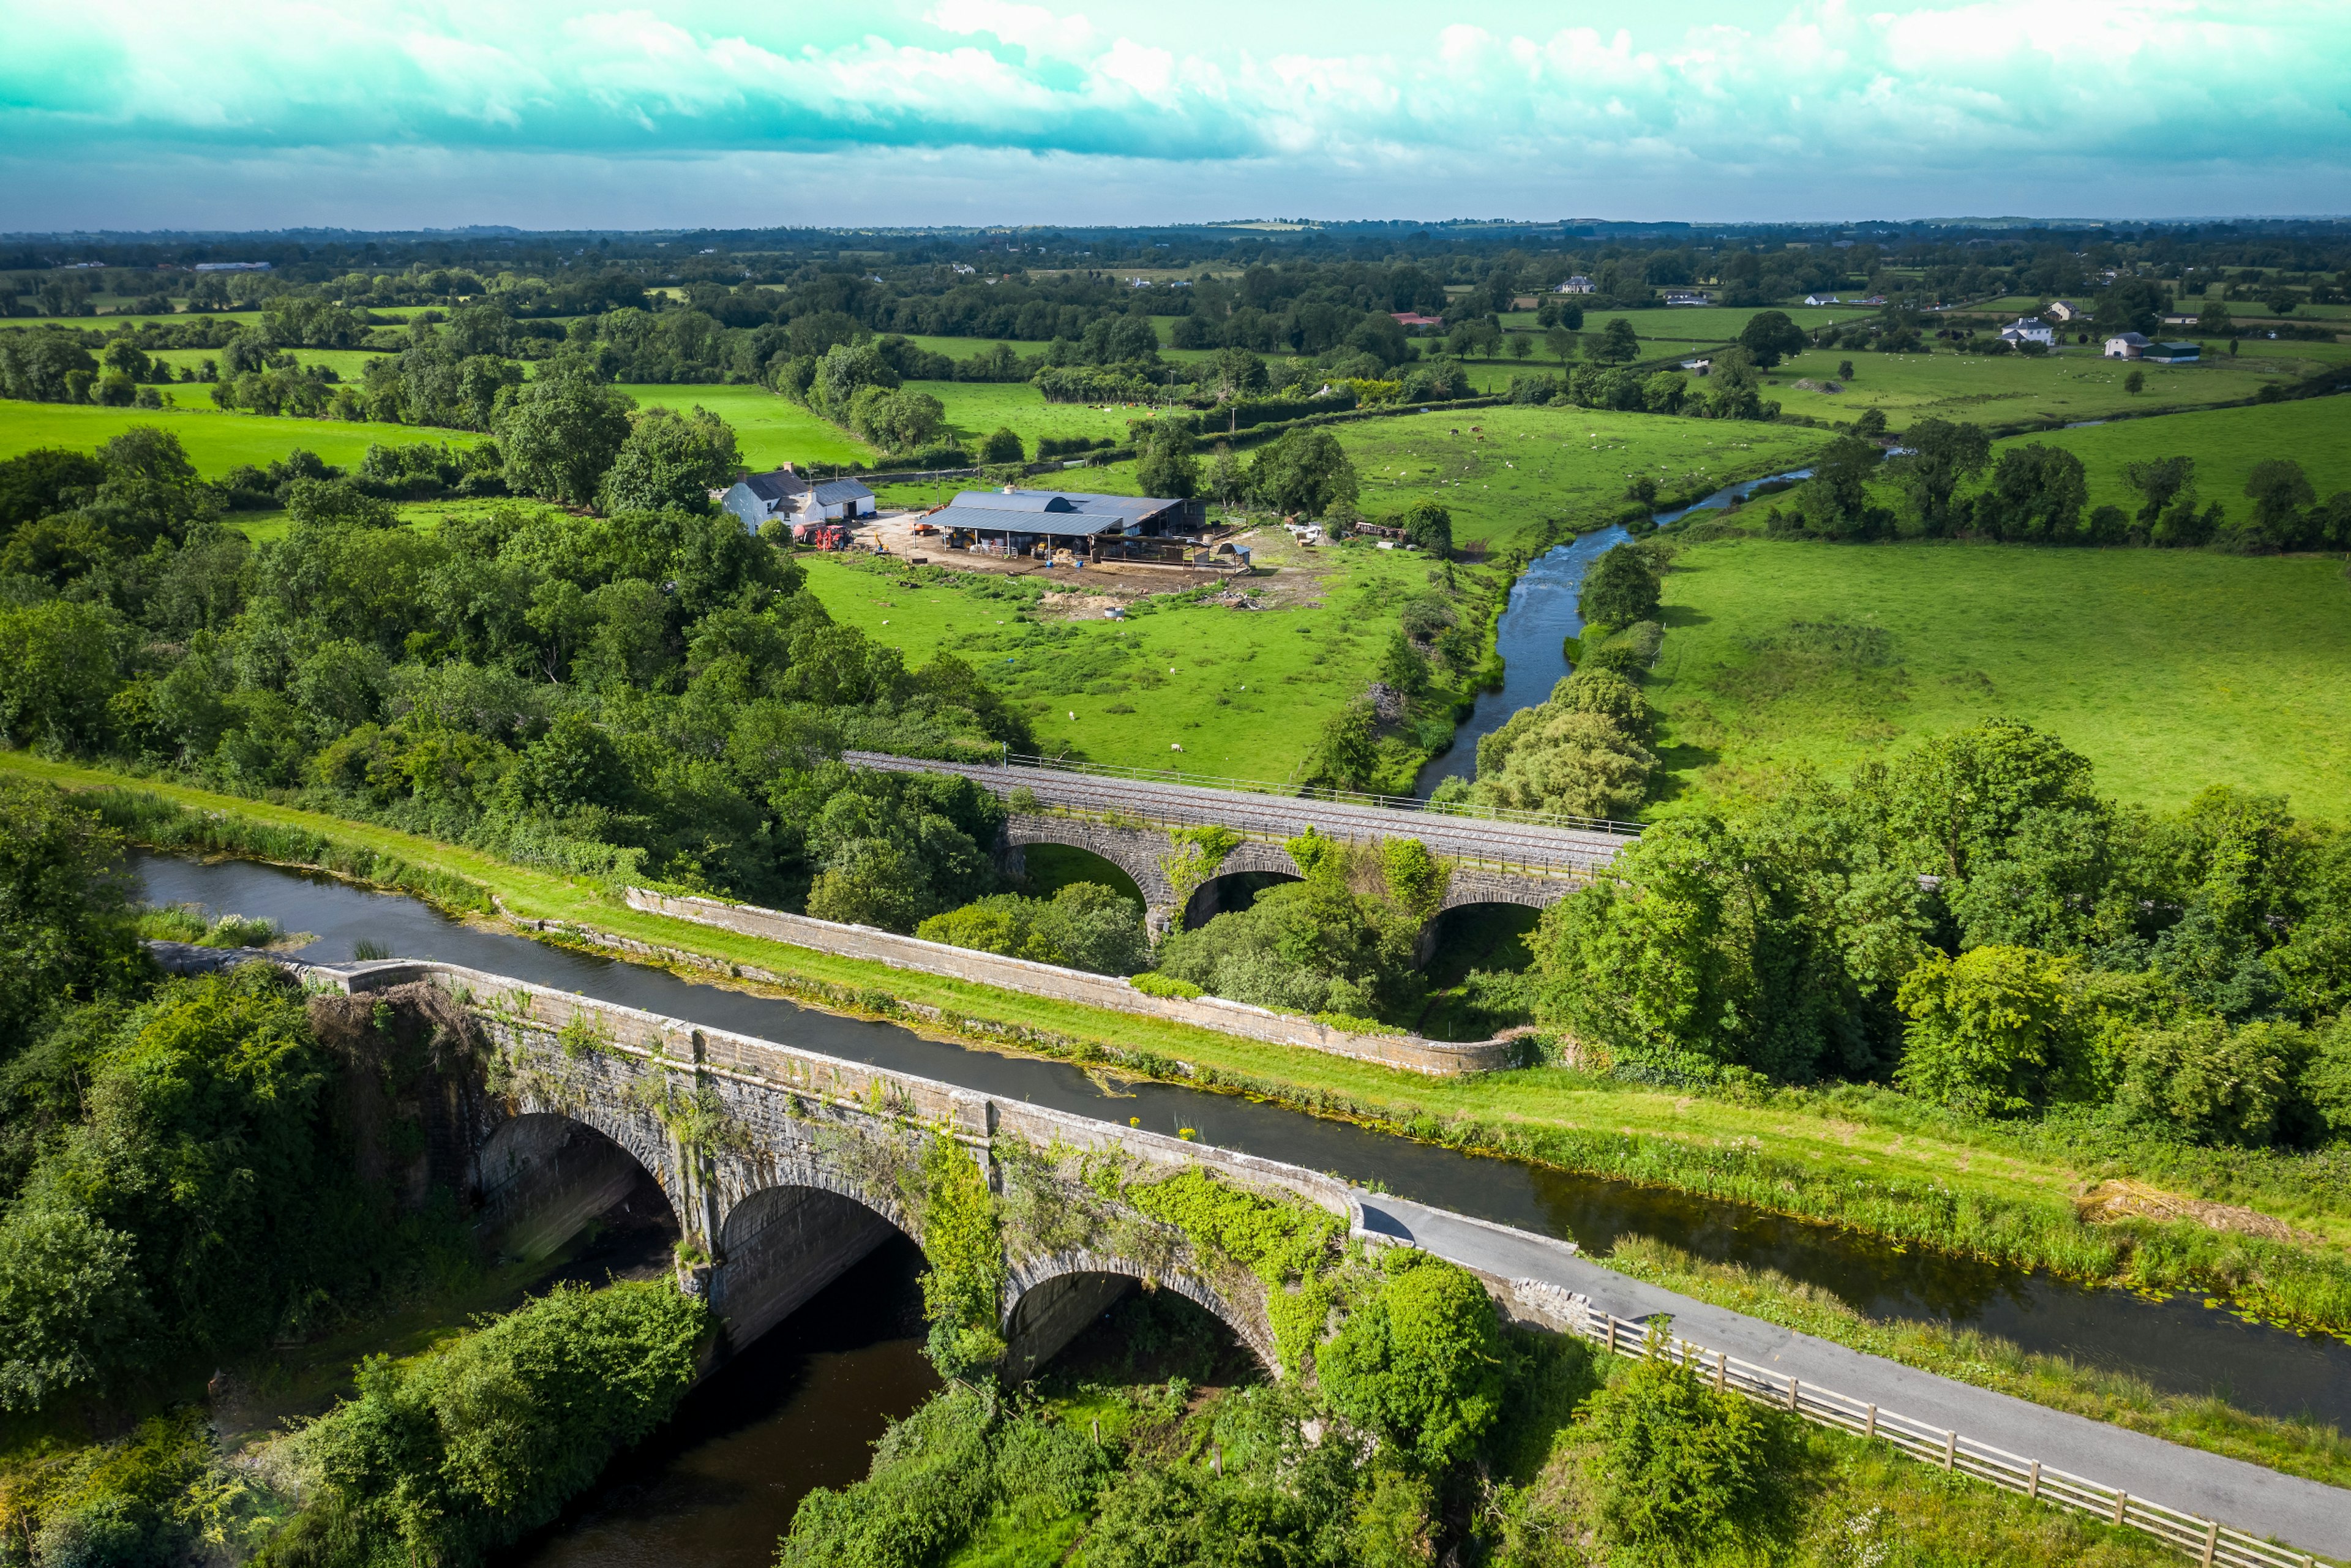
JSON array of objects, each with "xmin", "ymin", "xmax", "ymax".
[
  {"xmin": 721, "ymin": 465, "xmax": 876, "ymax": 533},
  {"xmin": 2143, "ymin": 342, "xmax": 2202, "ymax": 364},
  {"xmin": 1803, "ymin": 293, "xmax": 1842, "ymax": 306},
  {"xmin": 1556, "ymin": 276, "xmax": 1597, "ymax": 294},
  {"xmin": 2047, "ymin": 299, "xmax": 2084, "ymax": 322},
  {"xmin": 1662, "ymin": 290, "xmax": 1712, "ymax": 307},
  {"xmin": 2000, "ymin": 318, "xmax": 2057, "ymax": 348},
  {"xmin": 1389, "ymin": 312, "xmax": 1445, "ymax": 329},
  {"xmin": 2103, "ymin": 332, "xmax": 2153, "ymax": 359}
]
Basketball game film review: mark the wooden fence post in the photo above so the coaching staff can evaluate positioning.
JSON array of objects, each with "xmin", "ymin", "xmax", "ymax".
[
  {"xmin": 1715, "ymin": 1350, "xmax": 1727, "ymax": 1392},
  {"xmin": 1605, "ymin": 1317, "xmax": 1616, "ymax": 1356},
  {"xmin": 2199, "ymin": 1521, "xmax": 2217, "ymax": 1567},
  {"xmin": 1787, "ymin": 1376, "xmax": 1801, "ymax": 1412},
  {"xmin": 1941, "ymin": 1430, "xmax": 1957, "ymax": 1470},
  {"xmin": 2112, "ymin": 1492, "xmax": 2128, "ymax": 1528},
  {"xmin": 2026, "ymin": 1460, "xmax": 2040, "ymax": 1499},
  {"xmin": 1863, "ymin": 1404, "xmax": 1877, "ymax": 1439}
]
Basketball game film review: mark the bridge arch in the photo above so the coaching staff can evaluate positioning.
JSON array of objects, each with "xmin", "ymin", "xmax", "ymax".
[
  {"xmin": 1001, "ymin": 1250, "xmax": 1275, "ymax": 1379},
  {"xmin": 1003, "ymin": 815, "xmax": 1177, "ymax": 916},
  {"xmin": 474, "ymin": 1109, "xmax": 680, "ymax": 1262},
  {"xmin": 713, "ymin": 1180, "xmax": 912, "ymax": 1351}
]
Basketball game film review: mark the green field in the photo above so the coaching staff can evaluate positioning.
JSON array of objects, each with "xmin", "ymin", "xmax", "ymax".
[
  {"xmin": 1500, "ymin": 303, "xmax": 1865, "ymax": 343},
  {"xmin": 0, "ymin": 397, "xmax": 476, "ymax": 476},
  {"xmin": 798, "ymin": 533, "xmax": 1453, "ymax": 779},
  {"xmin": 0, "ymin": 310, "xmax": 266, "ymax": 332},
  {"xmin": 1759, "ymin": 345, "xmax": 2295, "ymax": 430},
  {"xmin": 915, "ymin": 380, "xmax": 1169, "ymax": 452},
  {"xmin": 606, "ymin": 383, "xmax": 872, "ymax": 467},
  {"xmin": 1981, "ymin": 397, "xmax": 2351, "ymax": 519},
  {"xmin": 1645, "ymin": 539, "xmax": 2351, "ymax": 816},
  {"xmin": 1333, "ymin": 405, "xmax": 1835, "ymax": 544}
]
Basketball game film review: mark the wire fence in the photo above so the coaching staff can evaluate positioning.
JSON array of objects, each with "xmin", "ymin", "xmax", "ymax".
[{"xmin": 1530, "ymin": 1282, "xmax": 2331, "ymax": 1568}]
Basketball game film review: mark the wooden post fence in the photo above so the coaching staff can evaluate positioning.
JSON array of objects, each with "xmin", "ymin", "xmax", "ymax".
[{"xmin": 1520, "ymin": 1283, "xmax": 2331, "ymax": 1568}]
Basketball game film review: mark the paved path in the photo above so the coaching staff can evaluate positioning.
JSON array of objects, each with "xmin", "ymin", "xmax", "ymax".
[{"xmin": 1357, "ymin": 1193, "xmax": 2351, "ymax": 1561}]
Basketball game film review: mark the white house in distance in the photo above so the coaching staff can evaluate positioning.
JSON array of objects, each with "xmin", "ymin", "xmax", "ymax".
[
  {"xmin": 1803, "ymin": 293, "xmax": 1842, "ymax": 306},
  {"xmin": 719, "ymin": 465, "xmax": 876, "ymax": 533},
  {"xmin": 1662, "ymin": 290, "xmax": 1711, "ymax": 306},
  {"xmin": 1556, "ymin": 276, "xmax": 1597, "ymax": 294},
  {"xmin": 2000, "ymin": 317, "xmax": 2057, "ymax": 348},
  {"xmin": 2047, "ymin": 299, "xmax": 2084, "ymax": 323},
  {"xmin": 2103, "ymin": 332, "xmax": 2153, "ymax": 359}
]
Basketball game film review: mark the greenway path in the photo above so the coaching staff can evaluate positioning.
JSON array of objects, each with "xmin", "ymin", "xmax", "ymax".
[{"xmin": 1359, "ymin": 1193, "xmax": 2351, "ymax": 1562}]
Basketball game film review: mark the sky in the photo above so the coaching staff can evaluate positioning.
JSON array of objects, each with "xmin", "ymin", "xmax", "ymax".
[{"xmin": 5, "ymin": 0, "xmax": 2349, "ymax": 232}]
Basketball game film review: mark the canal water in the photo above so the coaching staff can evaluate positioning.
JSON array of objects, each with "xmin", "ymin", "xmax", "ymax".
[
  {"xmin": 132, "ymin": 853, "xmax": 2351, "ymax": 1564},
  {"xmin": 1412, "ymin": 468, "xmax": 1810, "ymax": 798}
]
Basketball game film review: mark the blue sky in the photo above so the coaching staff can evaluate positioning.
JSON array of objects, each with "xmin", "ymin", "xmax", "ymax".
[{"xmin": 6, "ymin": 1, "xmax": 2348, "ymax": 230}]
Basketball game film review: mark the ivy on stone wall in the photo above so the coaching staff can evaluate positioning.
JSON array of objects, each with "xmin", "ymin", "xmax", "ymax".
[{"xmin": 902, "ymin": 1130, "xmax": 1008, "ymax": 1378}]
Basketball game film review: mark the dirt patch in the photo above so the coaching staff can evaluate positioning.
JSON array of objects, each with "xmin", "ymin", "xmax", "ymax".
[{"xmin": 2075, "ymin": 1179, "xmax": 2320, "ymax": 1244}]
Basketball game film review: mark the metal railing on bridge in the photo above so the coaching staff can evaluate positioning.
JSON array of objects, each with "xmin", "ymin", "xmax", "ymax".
[
  {"xmin": 1532, "ymin": 1282, "xmax": 2328, "ymax": 1568},
  {"xmin": 992, "ymin": 751, "xmax": 1646, "ymax": 836}
]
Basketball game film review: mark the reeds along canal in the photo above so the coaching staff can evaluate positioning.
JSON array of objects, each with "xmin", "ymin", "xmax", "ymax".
[{"xmin": 133, "ymin": 851, "xmax": 2351, "ymax": 1436}]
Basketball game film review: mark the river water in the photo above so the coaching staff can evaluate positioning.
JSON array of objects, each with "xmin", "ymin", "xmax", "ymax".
[
  {"xmin": 1412, "ymin": 468, "xmax": 1810, "ymax": 798},
  {"xmin": 132, "ymin": 852, "xmax": 2351, "ymax": 1563}
]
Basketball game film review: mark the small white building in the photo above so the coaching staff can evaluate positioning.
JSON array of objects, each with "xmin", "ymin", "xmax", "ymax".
[
  {"xmin": 1662, "ymin": 290, "xmax": 1711, "ymax": 306},
  {"xmin": 2103, "ymin": 332, "xmax": 2153, "ymax": 359},
  {"xmin": 2047, "ymin": 299, "xmax": 2083, "ymax": 323},
  {"xmin": 1803, "ymin": 293, "xmax": 1842, "ymax": 306},
  {"xmin": 2000, "ymin": 317, "xmax": 2057, "ymax": 347},
  {"xmin": 1556, "ymin": 276, "xmax": 1597, "ymax": 294},
  {"xmin": 719, "ymin": 465, "xmax": 876, "ymax": 531}
]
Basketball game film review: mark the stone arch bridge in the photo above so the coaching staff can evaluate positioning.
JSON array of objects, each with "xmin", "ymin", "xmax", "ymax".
[
  {"xmin": 311, "ymin": 956, "xmax": 1360, "ymax": 1376},
  {"xmin": 845, "ymin": 751, "xmax": 1635, "ymax": 935}
]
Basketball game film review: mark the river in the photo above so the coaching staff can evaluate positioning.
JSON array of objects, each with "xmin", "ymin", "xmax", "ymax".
[
  {"xmin": 130, "ymin": 852, "xmax": 2351, "ymax": 1564},
  {"xmin": 1412, "ymin": 468, "xmax": 1810, "ymax": 798}
]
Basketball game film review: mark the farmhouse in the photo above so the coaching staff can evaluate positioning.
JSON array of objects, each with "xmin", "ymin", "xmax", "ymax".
[
  {"xmin": 2000, "ymin": 317, "xmax": 2057, "ymax": 347},
  {"xmin": 1556, "ymin": 276, "xmax": 1597, "ymax": 294},
  {"xmin": 1662, "ymin": 290, "xmax": 1711, "ymax": 306},
  {"xmin": 2047, "ymin": 299, "xmax": 2083, "ymax": 322},
  {"xmin": 2103, "ymin": 332, "xmax": 2153, "ymax": 359},
  {"xmin": 1389, "ymin": 312, "xmax": 1445, "ymax": 329},
  {"xmin": 1803, "ymin": 293, "xmax": 1842, "ymax": 306},
  {"xmin": 936, "ymin": 486, "xmax": 1206, "ymax": 562},
  {"xmin": 2143, "ymin": 341, "xmax": 2202, "ymax": 364},
  {"xmin": 720, "ymin": 465, "xmax": 876, "ymax": 533}
]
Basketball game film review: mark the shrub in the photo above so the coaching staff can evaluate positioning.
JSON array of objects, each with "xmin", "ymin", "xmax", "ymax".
[
  {"xmin": 1128, "ymin": 970, "xmax": 1204, "ymax": 1000},
  {"xmin": 266, "ymin": 1281, "xmax": 706, "ymax": 1568},
  {"xmin": 915, "ymin": 883, "xmax": 1150, "ymax": 975},
  {"xmin": 1317, "ymin": 1253, "xmax": 1502, "ymax": 1470},
  {"xmin": 1580, "ymin": 1343, "xmax": 1793, "ymax": 1554}
]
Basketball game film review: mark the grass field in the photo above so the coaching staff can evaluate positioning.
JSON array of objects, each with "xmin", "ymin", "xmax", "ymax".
[
  {"xmin": 1333, "ymin": 405, "xmax": 1835, "ymax": 545},
  {"xmin": 1759, "ymin": 345, "xmax": 2295, "ymax": 430},
  {"xmin": 913, "ymin": 380, "xmax": 1169, "ymax": 453},
  {"xmin": 0, "ymin": 397, "xmax": 476, "ymax": 475},
  {"xmin": 0, "ymin": 310, "xmax": 267, "ymax": 332},
  {"xmin": 797, "ymin": 530, "xmax": 1451, "ymax": 778},
  {"xmin": 1499, "ymin": 304, "xmax": 1865, "ymax": 342},
  {"xmin": 1644, "ymin": 538, "xmax": 2351, "ymax": 816},
  {"xmin": 1982, "ymin": 396, "xmax": 2351, "ymax": 519},
  {"xmin": 606, "ymin": 383, "xmax": 872, "ymax": 467}
]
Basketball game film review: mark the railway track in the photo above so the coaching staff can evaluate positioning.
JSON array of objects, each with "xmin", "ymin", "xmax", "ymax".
[{"xmin": 844, "ymin": 751, "xmax": 1631, "ymax": 877}]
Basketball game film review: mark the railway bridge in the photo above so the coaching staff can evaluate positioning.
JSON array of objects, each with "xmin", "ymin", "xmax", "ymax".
[{"xmin": 844, "ymin": 751, "xmax": 1636, "ymax": 936}]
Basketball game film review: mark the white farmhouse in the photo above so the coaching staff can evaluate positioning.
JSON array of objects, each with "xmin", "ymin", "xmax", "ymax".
[{"xmin": 2103, "ymin": 332, "xmax": 2153, "ymax": 359}]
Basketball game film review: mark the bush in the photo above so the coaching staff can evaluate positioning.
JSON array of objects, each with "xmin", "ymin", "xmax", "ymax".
[
  {"xmin": 1894, "ymin": 946, "xmax": 2075, "ymax": 1116},
  {"xmin": 266, "ymin": 1280, "xmax": 707, "ymax": 1568},
  {"xmin": 1581, "ymin": 1345, "xmax": 1794, "ymax": 1554},
  {"xmin": 1128, "ymin": 970, "xmax": 1204, "ymax": 1000},
  {"xmin": 1317, "ymin": 1253, "xmax": 1502, "ymax": 1470}
]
